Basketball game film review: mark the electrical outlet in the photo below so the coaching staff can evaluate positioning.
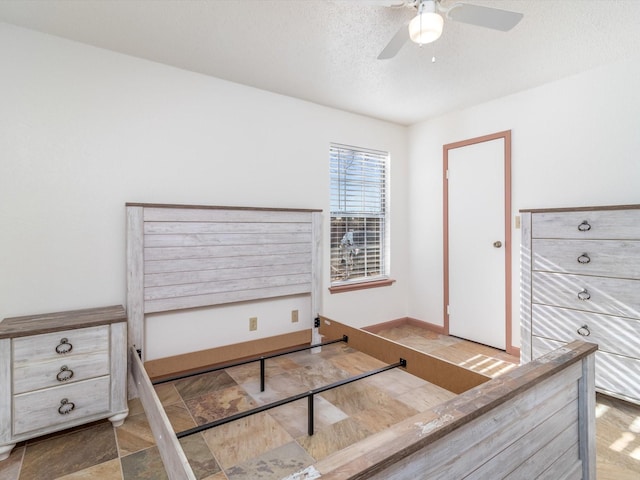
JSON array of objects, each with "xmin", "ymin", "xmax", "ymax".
[
  {"xmin": 291, "ymin": 309, "xmax": 299, "ymax": 323},
  {"xmin": 249, "ymin": 317, "xmax": 258, "ymax": 331},
  {"xmin": 515, "ymin": 215, "xmax": 521, "ymax": 229}
]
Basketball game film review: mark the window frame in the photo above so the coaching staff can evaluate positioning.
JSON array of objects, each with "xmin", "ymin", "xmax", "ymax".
[{"xmin": 328, "ymin": 143, "xmax": 393, "ymax": 293}]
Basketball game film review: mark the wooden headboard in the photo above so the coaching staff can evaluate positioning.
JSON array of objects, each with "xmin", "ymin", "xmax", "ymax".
[{"xmin": 126, "ymin": 203, "xmax": 322, "ymax": 360}]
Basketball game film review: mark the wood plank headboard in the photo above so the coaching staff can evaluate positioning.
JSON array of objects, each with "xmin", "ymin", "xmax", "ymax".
[{"xmin": 126, "ymin": 203, "xmax": 322, "ymax": 360}]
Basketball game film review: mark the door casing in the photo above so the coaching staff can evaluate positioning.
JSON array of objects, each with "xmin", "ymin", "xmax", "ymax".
[{"xmin": 443, "ymin": 130, "xmax": 514, "ymax": 355}]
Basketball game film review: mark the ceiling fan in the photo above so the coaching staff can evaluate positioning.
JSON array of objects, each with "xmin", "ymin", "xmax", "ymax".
[{"xmin": 377, "ymin": 0, "xmax": 523, "ymax": 59}]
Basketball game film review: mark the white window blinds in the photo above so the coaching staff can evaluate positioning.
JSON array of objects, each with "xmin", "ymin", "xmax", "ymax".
[{"xmin": 330, "ymin": 143, "xmax": 388, "ymax": 285}]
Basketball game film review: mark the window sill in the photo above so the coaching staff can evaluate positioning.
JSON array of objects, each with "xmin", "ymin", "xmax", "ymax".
[{"xmin": 329, "ymin": 278, "xmax": 396, "ymax": 294}]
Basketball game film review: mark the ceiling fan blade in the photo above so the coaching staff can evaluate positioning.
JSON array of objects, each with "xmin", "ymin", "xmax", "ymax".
[
  {"xmin": 446, "ymin": 3, "xmax": 523, "ymax": 31},
  {"xmin": 357, "ymin": 1, "xmax": 409, "ymax": 5},
  {"xmin": 377, "ymin": 21, "xmax": 410, "ymax": 59}
]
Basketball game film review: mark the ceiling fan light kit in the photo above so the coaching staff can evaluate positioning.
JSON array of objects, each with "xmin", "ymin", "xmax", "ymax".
[{"xmin": 409, "ymin": 10, "xmax": 443, "ymax": 44}]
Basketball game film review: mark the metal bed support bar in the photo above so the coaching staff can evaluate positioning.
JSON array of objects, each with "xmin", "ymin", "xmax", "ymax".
[
  {"xmin": 152, "ymin": 336, "xmax": 349, "ymax": 393},
  {"xmin": 176, "ymin": 358, "xmax": 407, "ymax": 439}
]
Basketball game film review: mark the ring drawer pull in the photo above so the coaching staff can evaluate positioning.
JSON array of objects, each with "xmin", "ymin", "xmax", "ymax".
[
  {"xmin": 577, "ymin": 253, "xmax": 591, "ymax": 264},
  {"xmin": 578, "ymin": 221, "xmax": 591, "ymax": 232},
  {"xmin": 58, "ymin": 398, "xmax": 76, "ymax": 415},
  {"xmin": 577, "ymin": 289, "xmax": 591, "ymax": 301},
  {"xmin": 56, "ymin": 365, "xmax": 74, "ymax": 382},
  {"xmin": 577, "ymin": 325, "xmax": 591, "ymax": 336},
  {"xmin": 55, "ymin": 338, "xmax": 73, "ymax": 355}
]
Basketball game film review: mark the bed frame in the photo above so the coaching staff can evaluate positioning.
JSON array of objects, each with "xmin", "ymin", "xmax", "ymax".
[{"xmin": 126, "ymin": 203, "xmax": 596, "ymax": 480}]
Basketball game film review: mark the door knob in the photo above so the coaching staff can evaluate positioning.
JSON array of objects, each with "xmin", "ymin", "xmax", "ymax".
[{"xmin": 493, "ymin": 241, "xmax": 502, "ymax": 248}]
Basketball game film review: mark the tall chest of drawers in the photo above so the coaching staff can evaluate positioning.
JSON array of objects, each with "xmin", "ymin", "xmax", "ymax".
[
  {"xmin": 520, "ymin": 205, "xmax": 640, "ymax": 404},
  {"xmin": 0, "ymin": 305, "xmax": 128, "ymax": 461}
]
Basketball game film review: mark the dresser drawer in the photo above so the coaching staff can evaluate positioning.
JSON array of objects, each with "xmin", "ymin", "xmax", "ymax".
[
  {"xmin": 13, "ymin": 376, "xmax": 111, "ymax": 435},
  {"xmin": 532, "ymin": 239, "xmax": 640, "ymax": 279},
  {"xmin": 13, "ymin": 351, "xmax": 109, "ymax": 394},
  {"xmin": 532, "ymin": 209, "xmax": 640, "ymax": 240},
  {"xmin": 595, "ymin": 351, "xmax": 640, "ymax": 402},
  {"xmin": 12, "ymin": 325, "xmax": 109, "ymax": 365},
  {"xmin": 532, "ymin": 272, "xmax": 640, "ymax": 318},
  {"xmin": 532, "ymin": 304, "xmax": 640, "ymax": 358},
  {"xmin": 531, "ymin": 336, "xmax": 640, "ymax": 402}
]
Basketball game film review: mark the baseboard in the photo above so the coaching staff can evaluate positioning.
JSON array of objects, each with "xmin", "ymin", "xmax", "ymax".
[
  {"xmin": 144, "ymin": 330, "xmax": 312, "ymax": 380},
  {"xmin": 507, "ymin": 346, "xmax": 521, "ymax": 360},
  {"xmin": 364, "ymin": 317, "xmax": 446, "ymax": 335},
  {"xmin": 406, "ymin": 317, "xmax": 446, "ymax": 334},
  {"xmin": 362, "ymin": 317, "xmax": 408, "ymax": 334}
]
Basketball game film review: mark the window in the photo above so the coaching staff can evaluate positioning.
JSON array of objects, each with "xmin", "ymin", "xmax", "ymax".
[{"xmin": 330, "ymin": 143, "xmax": 389, "ymax": 289}]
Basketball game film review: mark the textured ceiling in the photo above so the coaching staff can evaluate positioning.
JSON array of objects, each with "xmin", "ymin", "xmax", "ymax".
[{"xmin": 1, "ymin": 0, "xmax": 639, "ymax": 125}]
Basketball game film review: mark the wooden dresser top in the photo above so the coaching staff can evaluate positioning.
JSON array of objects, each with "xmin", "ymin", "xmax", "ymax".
[
  {"xmin": 520, "ymin": 204, "xmax": 640, "ymax": 213},
  {"xmin": 0, "ymin": 305, "xmax": 126, "ymax": 339}
]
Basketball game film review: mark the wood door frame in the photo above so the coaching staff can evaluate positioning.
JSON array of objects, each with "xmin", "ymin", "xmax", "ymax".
[{"xmin": 443, "ymin": 130, "xmax": 515, "ymax": 355}]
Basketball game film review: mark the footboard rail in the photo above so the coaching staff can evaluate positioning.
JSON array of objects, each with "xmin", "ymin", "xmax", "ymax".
[
  {"xmin": 303, "ymin": 340, "xmax": 597, "ymax": 480},
  {"xmin": 129, "ymin": 347, "xmax": 195, "ymax": 480}
]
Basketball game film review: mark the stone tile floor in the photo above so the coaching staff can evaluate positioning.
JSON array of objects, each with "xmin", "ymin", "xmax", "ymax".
[{"xmin": 2, "ymin": 325, "xmax": 638, "ymax": 479}]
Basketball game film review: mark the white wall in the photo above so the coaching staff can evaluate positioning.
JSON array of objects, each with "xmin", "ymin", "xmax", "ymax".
[
  {"xmin": 0, "ymin": 23, "xmax": 408, "ymax": 358},
  {"xmin": 407, "ymin": 58, "xmax": 640, "ymax": 348},
  {"xmin": 5, "ymin": 22, "xmax": 637, "ymax": 357}
]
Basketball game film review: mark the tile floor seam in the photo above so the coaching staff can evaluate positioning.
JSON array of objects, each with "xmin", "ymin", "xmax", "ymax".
[
  {"xmin": 291, "ymin": 435, "xmax": 318, "ymax": 465},
  {"xmin": 116, "ymin": 447, "xmax": 125, "ymax": 480},
  {"xmin": 113, "ymin": 419, "xmax": 126, "ymax": 480},
  {"xmin": 178, "ymin": 395, "xmax": 198, "ymax": 433},
  {"xmin": 200, "ymin": 431, "xmax": 227, "ymax": 480},
  {"xmin": 16, "ymin": 445, "xmax": 25, "ymax": 480},
  {"xmin": 198, "ymin": 428, "xmax": 227, "ymax": 478}
]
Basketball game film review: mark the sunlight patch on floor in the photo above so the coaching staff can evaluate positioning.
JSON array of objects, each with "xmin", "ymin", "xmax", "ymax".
[
  {"xmin": 609, "ymin": 432, "xmax": 635, "ymax": 452},
  {"xmin": 630, "ymin": 416, "xmax": 640, "ymax": 433},
  {"xmin": 492, "ymin": 363, "xmax": 518, "ymax": 376},
  {"xmin": 595, "ymin": 403, "xmax": 610, "ymax": 418},
  {"xmin": 458, "ymin": 354, "xmax": 518, "ymax": 377},
  {"xmin": 460, "ymin": 354, "xmax": 491, "ymax": 371}
]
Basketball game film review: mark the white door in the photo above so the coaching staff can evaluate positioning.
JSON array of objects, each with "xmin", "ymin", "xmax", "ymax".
[{"xmin": 447, "ymin": 137, "xmax": 506, "ymax": 349}]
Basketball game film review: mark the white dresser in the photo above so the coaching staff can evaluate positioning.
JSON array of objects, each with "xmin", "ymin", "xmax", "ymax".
[
  {"xmin": 0, "ymin": 305, "xmax": 128, "ymax": 460},
  {"xmin": 520, "ymin": 204, "xmax": 640, "ymax": 404}
]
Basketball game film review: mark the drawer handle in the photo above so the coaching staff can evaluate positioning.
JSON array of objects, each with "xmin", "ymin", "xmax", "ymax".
[
  {"xmin": 56, "ymin": 365, "xmax": 74, "ymax": 382},
  {"xmin": 577, "ymin": 325, "xmax": 591, "ymax": 336},
  {"xmin": 58, "ymin": 398, "xmax": 76, "ymax": 415},
  {"xmin": 578, "ymin": 220, "xmax": 591, "ymax": 232},
  {"xmin": 55, "ymin": 338, "xmax": 73, "ymax": 355},
  {"xmin": 577, "ymin": 289, "xmax": 591, "ymax": 301},
  {"xmin": 577, "ymin": 253, "xmax": 591, "ymax": 264}
]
